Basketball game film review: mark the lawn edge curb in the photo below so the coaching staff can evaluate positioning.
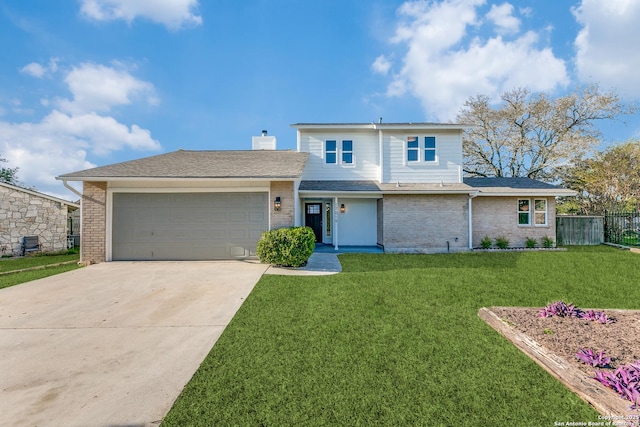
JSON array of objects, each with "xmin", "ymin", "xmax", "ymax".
[
  {"xmin": 478, "ymin": 306, "xmax": 635, "ymax": 419},
  {"xmin": 0, "ymin": 260, "xmax": 79, "ymax": 276}
]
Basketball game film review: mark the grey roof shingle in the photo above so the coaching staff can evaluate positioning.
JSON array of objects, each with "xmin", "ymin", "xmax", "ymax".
[
  {"xmin": 463, "ymin": 177, "xmax": 558, "ymax": 189},
  {"xmin": 300, "ymin": 178, "xmax": 575, "ymax": 196},
  {"xmin": 463, "ymin": 177, "xmax": 576, "ymax": 196},
  {"xmin": 57, "ymin": 150, "xmax": 309, "ymax": 180},
  {"xmin": 299, "ymin": 180, "xmax": 474, "ymax": 193}
]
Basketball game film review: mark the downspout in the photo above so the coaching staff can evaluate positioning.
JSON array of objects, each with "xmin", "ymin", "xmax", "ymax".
[
  {"xmin": 62, "ymin": 179, "xmax": 83, "ymax": 199},
  {"xmin": 468, "ymin": 192, "xmax": 478, "ymax": 250},
  {"xmin": 378, "ymin": 128, "xmax": 384, "ymax": 183},
  {"xmin": 62, "ymin": 179, "xmax": 84, "ymax": 261},
  {"xmin": 334, "ymin": 196, "xmax": 339, "ymax": 251}
]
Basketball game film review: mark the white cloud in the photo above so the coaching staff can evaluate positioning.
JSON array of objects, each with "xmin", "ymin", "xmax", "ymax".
[
  {"xmin": 1, "ymin": 61, "xmax": 161, "ymax": 196},
  {"xmin": 80, "ymin": 0, "xmax": 202, "ymax": 30},
  {"xmin": 20, "ymin": 62, "xmax": 46, "ymax": 78},
  {"xmin": 56, "ymin": 62, "xmax": 157, "ymax": 114},
  {"xmin": 372, "ymin": 55, "xmax": 392, "ymax": 75},
  {"xmin": 0, "ymin": 110, "xmax": 160, "ymax": 191},
  {"xmin": 19, "ymin": 58, "xmax": 60, "ymax": 78},
  {"xmin": 486, "ymin": 3, "xmax": 520, "ymax": 34},
  {"xmin": 377, "ymin": 0, "xmax": 568, "ymax": 121},
  {"xmin": 573, "ymin": 0, "xmax": 640, "ymax": 97}
]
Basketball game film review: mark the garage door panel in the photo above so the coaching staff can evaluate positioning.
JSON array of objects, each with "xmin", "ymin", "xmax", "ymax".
[{"xmin": 112, "ymin": 192, "xmax": 267, "ymax": 260}]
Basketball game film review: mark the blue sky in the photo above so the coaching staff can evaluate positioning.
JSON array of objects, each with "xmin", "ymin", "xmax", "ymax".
[{"xmin": 1, "ymin": 0, "xmax": 640, "ymax": 199}]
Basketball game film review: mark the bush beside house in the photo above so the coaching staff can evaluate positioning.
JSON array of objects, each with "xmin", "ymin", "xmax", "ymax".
[{"xmin": 256, "ymin": 226, "xmax": 315, "ymax": 267}]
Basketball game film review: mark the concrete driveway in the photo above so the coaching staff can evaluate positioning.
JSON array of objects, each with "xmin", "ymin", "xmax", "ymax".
[{"xmin": 0, "ymin": 261, "xmax": 269, "ymax": 427}]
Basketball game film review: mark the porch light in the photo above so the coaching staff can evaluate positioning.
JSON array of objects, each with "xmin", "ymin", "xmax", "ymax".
[
  {"xmin": 340, "ymin": 203, "xmax": 345, "ymax": 213},
  {"xmin": 274, "ymin": 197, "xmax": 281, "ymax": 211}
]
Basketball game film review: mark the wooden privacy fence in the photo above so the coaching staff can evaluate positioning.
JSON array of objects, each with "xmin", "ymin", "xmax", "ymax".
[{"xmin": 556, "ymin": 215, "xmax": 604, "ymax": 245}]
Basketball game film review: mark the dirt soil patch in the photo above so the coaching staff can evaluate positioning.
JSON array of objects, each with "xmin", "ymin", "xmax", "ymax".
[{"xmin": 481, "ymin": 306, "xmax": 640, "ymax": 424}]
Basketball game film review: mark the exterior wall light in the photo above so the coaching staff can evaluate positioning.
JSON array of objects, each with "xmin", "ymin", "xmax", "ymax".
[
  {"xmin": 340, "ymin": 203, "xmax": 345, "ymax": 213},
  {"xmin": 274, "ymin": 196, "xmax": 281, "ymax": 211}
]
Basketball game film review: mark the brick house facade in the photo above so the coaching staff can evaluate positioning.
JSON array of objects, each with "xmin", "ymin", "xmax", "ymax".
[{"xmin": 58, "ymin": 124, "xmax": 575, "ymax": 263}]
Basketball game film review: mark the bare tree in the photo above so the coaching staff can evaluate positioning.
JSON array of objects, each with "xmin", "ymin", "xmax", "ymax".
[{"xmin": 457, "ymin": 85, "xmax": 633, "ymax": 180}]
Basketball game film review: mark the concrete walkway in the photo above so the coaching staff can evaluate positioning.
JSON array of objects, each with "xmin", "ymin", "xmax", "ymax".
[
  {"xmin": 264, "ymin": 252, "xmax": 343, "ymax": 275},
  {"xmin": 0, "ymin": 261, "xmax": 268, "ymax": 427}
]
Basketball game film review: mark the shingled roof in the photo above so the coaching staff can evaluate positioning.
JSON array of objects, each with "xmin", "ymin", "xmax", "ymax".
[
  {"xmin": 57, "ymin": 150, "xmax": 309, "ymax": 180},
  {"xmin": 463, "ymin": 177, "xmax": 576, "ymax": 196},
  {"xmin": 299, "ymin": 180, "xmax": 474, "ymax": 194},
  {"xmin": 298, "ymin": 178, "xmax": 575, "ymax": 196}
]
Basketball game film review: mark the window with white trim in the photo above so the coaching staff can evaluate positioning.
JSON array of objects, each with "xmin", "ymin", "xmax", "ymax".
[
  {"xmin": 407, "ymin": 136, "xmax": 419, "ymax": 162},
  {"xmin": 534, "ymin": 199, "xmax": 547, "ymax": 225},
  {"xmin": 518, "ymin": 199, "xmax": 530, "ymax": 225},
  {"xmin": 342, "ymin": 140, "xmax": 353, "ymax": 164},
  {"xmin": 518, "ymin": 199, "xmax": 548, "ymax": 226},
  {"xmin": 407, "ymin": 136, "xmax": 437, "ymax": 162},
  {"xmin": 325, "ymin": 140, "xmax": 337, "ymax": 164},
  {"xmin": 424, "ymin": 136, "xmax": 436, "ymax": 162}
]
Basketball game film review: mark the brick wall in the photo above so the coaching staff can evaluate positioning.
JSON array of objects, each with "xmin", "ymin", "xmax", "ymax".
[
  {"xmin": 472, "ymin": 196, "xmax": 556, "ymax": 248},
  {"xmin": 382, "ymin": 194, "xmax": 469, "ymax": 253},
  {"xmin": 270, "ymin": 181, "xmax": 295, "ymax": 229},
  {"xmin": 81, "ymin": 181, "xmax": 107, "ymax": 264},
  {"xmin": 0, "ymin": 185, "xmax": 69, "ymax": 255}
]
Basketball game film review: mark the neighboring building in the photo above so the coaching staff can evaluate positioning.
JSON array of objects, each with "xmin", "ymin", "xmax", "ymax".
[
  {"xmin": 0, "ymin": 181, "xmax": 80, "ymax": 256},
  {"xmin": 56, "ymin": 123, "xmax": 575, "ymax": 264}
]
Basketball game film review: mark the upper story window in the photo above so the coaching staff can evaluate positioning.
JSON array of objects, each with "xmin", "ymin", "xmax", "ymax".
[
  {"xmin": 342, "ymin": 140, "xmax": 353, "ymax": 164},
  {"xmin": 325, "ymin": 140, "xmax": 337, "ymax": 164},
  {"xmin": 325, "ymin": 139, "xmax": 354, "ymax": 165},
  {"xmin": 425, "ymin": 137, "xmax": 436, "ymax": 162},
  {"xmin": 407, "ymin": 136, "xmax": 419, "ymax": 162},
  {"xmin": 407, "ymin": 136, "xmax": 437, "ymax": 163}
]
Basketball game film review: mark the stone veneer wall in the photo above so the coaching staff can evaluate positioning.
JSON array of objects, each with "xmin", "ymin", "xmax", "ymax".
[
  {"xmin": 270, "ymin": 181, "xmax": 295, "ymax": 229},
  {"xmin": 81, "ymin": 181, "xmax": 107, "ymax": 264},
  {"xmin": 471, "ymin": 196, "xmax": 556, "ymax": 248},
  {"xmin": 382, "ymin": 194, "xmax": 470, "ymax": 253},
  {"xmin": 0, "ymin": 185, "xmax": 69, "ymax": 255}
]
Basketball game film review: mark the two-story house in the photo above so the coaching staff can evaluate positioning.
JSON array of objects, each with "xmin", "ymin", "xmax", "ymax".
[{"xmin": 57, "ymin": 122, "xmax": 574, "ymax": 264}]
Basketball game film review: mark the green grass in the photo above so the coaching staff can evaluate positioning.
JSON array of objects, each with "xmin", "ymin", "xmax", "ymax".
[
  {"xmin": 0, "ymin": 253, "xmax": 79, "ymax": 273},
  {"xmin": 163, "ymin": 246, "xmax": 640, "ymax": 426},
  {"xmin": 0, "ymin": 264, "xmax": 83, "ymax": 289},
  {"xmin": 0, "ymin": 253, "xmax": 81, "ymax": 289}
]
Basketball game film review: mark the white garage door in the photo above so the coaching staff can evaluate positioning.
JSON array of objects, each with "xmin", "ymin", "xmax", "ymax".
[{"xmin": 112, "ymin": 192, "xmax": 268, "ymax": 260}]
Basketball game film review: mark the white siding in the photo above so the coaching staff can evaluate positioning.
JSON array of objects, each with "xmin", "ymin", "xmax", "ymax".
[
  {"xmin": 381, "ymin": 130, "xmax": 463, "ymax": 184},
  {"xmin": 336, "ymin": 198, "xmax": 378, "ymax": 245},
  {"xmin": 299, "ymin": 130, "xmax": 380, "ymax": 181}
]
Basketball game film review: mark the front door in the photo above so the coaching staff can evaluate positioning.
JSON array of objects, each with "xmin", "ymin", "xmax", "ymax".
[{"xmin": 305, "ymin": 203, "xmax": 323, "ymax": 242}]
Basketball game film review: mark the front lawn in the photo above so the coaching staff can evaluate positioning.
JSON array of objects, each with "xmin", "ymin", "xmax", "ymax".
[
  {"xmin": 163, "ymin": 246, "xmax": 640, "ymax": 426},
  {"xmin": 0, "ymin": 253, "xmax": 81, "ymax": 289}
]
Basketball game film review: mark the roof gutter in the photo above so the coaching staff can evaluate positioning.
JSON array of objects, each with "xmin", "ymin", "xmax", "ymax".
[{"xmin": 61, "ymin": 179, "xmax": 83, "ymax": 199}]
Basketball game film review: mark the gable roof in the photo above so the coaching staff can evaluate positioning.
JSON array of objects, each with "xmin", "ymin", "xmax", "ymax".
[
  {"xmin": 0, "ymin": 181, "xmax": 80, "ymax": 208},
  {"xmin": 57, "ymin": 150, "xmax": 309, "ymax": 181},
  {"xmin": 463, "ymin": 177, "xmax": 576, "ymax": 196}
]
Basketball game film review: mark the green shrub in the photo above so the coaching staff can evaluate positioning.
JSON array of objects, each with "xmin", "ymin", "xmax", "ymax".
[
  {"xmin": 541, "ymin": 235, "xmax": 554, "ymax": 248},
  {"xmin": 256, "ymin": 226, "xmax": 315, "ymax": 267},
  {"xmin": 525, "ymin": 237, "xmax": 537, "ymax": 248},
  {"xmin": 480, "ymin": 236, "xmax": 492, "ymax": 249},
  {"xmin": 495, "ymin": 236, "xmax": 509, "ymax": 249}
]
